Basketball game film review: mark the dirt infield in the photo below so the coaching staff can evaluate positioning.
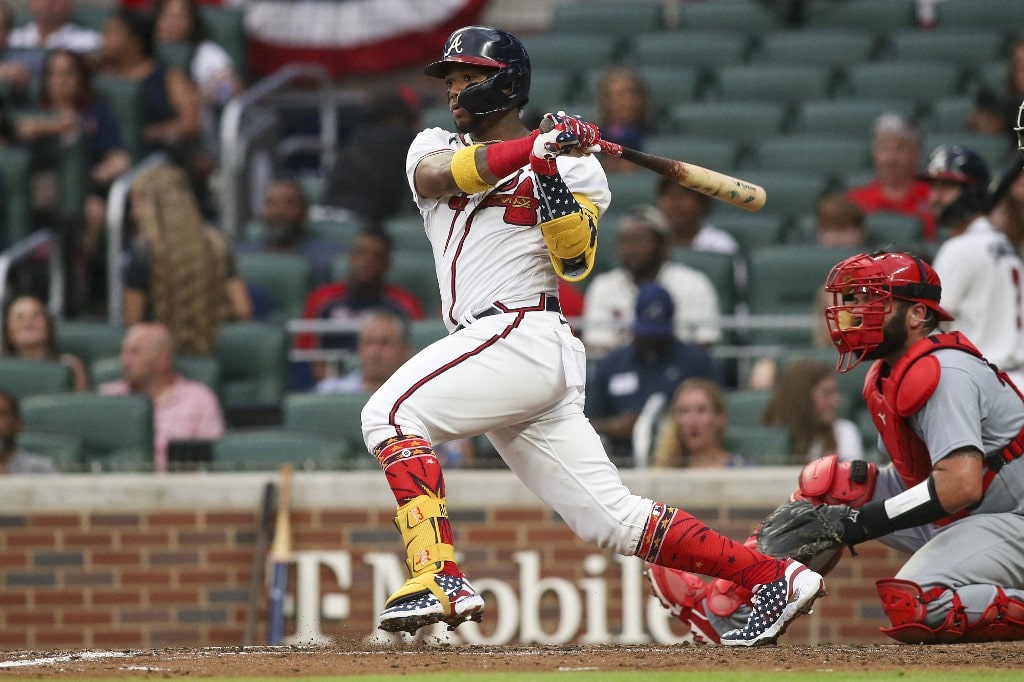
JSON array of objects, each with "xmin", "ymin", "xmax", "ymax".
[{"xmin": 2, "ymin": 639, "xmax": 1024, "ymax": 678}]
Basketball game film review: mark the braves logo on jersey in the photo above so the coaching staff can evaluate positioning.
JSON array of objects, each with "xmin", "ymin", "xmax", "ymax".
[{"xmin": 448, "ymin": 173, "xmax": 539, "ymax": 226}]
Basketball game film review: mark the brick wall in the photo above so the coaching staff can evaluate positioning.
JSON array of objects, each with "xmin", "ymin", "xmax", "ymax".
[{"xmin": 0, "ymin": 469, "xmax": 904, "ymax": 648}]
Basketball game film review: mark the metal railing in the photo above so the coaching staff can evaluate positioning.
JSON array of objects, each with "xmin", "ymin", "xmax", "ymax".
[{"xmin": 0, "ymin": 229, "xmax": 65, "ymax": 315}]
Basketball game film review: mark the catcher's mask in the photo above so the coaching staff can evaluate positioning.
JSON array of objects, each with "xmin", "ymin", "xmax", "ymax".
[
  {"xmin": 424, "ymin": 25, "xmax": 531, "ymax": 116},
  {"xmin": 824, "ymin": 251, "xmax": 952, "ymax": 372}
]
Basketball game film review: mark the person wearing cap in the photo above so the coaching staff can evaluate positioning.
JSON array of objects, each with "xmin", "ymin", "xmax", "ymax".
[
  {"xmin": 582, "ymin": 205, "xmax": 722, "ymax": 359},
  {"xmin": 924, "ymin": 144, "xmax": 1024, "ymax": 387},
  {"xmin": 846, "ymin": 112, "xmax": 936, "ymax": 241},
  {"xmin": 585, "ymin": 281, "xmax": 723, "ymax": 463}
]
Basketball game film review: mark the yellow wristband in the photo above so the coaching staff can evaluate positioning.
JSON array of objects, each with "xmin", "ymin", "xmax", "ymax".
[{"xmin": 450, "ymin": 144, "xmax": 491, "ymax": 194}]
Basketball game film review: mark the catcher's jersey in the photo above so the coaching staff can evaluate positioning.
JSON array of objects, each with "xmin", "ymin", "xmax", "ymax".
[{"xmin": 406, "ymin": 127, "xmax": 611, "ymax": 331}]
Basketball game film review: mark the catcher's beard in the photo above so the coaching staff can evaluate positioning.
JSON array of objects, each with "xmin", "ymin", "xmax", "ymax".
[
  {"xmin": 637, "ymin": 503, "xmax": 785, "ymax": 589},
  {"xmin": 374, "ymin": 435, "xmax": 459, "ymax": 575},
  {"xmin": 863, "ymin": 303, "xmax": 910, "ymax": 361}
]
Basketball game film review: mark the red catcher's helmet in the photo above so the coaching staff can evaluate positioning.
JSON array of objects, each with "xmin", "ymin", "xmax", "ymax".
[{"xmin": 824, "ymin": 251, "xmax": 953, "ymax": 372}]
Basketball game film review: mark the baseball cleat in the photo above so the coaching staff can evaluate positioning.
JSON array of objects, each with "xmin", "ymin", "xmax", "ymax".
[
  {"xmin": 378, "ymin": 573, "xmax": 485, "ymax": 635},
  {"xmin": 719, "ymin": 559, "xmax": 826, "ymax": 647},
  {"xmin": 644, "ymin": 563, "xmax": 721, "ymax": 644}
]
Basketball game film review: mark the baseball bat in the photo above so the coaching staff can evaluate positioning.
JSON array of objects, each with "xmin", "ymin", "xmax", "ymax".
[
  {"xmin": 266, "ymin": 464, "xmax": 293, "ymax": 646},
  {"xmin": 538, "ymin": 116, "xmax": 767, "ymax": 211},
  {"xmin": 243, "ymin": 481, "xmax": 276, "ymax": 646}
]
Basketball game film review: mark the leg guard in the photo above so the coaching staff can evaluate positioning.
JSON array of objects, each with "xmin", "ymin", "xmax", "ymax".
[
  {"xmin": 877, "ymin": 578, "xmax": 967, "ymax": 643},
  {"xmin": 393, "ymin": 494, "xmax": 455, "ymax": 578},
  {"xmin": 644, "ymin": 563, "xmax": 721, "ymax": 644},
  {"xmin": 960, "ymin": 587, "xmax": 1024, "ymax": 642}
]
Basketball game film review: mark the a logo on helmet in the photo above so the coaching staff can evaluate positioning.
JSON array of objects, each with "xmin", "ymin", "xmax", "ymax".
[{"xmin": 446, "ymin": 33, "xmax": 464, "ymax": 57}]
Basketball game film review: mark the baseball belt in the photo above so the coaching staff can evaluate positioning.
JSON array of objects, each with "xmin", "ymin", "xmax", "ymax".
[{"xmin": 454, "ymin": 295, "xmax": 562, "ymax": 332}]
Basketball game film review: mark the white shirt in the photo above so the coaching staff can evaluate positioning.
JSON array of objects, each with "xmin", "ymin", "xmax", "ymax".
[
  {"xmin": 807, "ymin": 418, "xmax": 865, "ymax": 462},
  {"xmin": 192, "ymin": 40, "xmax": 237, "ymax": 103},
  {"xmin": 691, "ymin": 221, "xmax": 748, "ymax": 294},
  {"xmin": 9, "ymin": 22, "xmax": 102, "ymax": 53},
  {"xmin": 582, "ymin": 262, "xmax": 722, "ymax": 356},
  {"xmin": 407, "ymin": 127, "xmax": 611, "ymax": 331},
  {"xmin": 932, "ymin": 215, "xmax": 1024, "ymax": 374}
]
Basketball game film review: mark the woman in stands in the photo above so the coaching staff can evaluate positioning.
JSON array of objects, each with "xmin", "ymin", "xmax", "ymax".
[
  {"xmin": 652, "ymin": 378, "xmax": 745, "ymax": 468},
  {"xmin": 154, "ymin": 0, "xmax": 241, "ymax": 110},
  {"xmin": 1, "ymin": 295, "xmax": 89, "ymax": 391}
]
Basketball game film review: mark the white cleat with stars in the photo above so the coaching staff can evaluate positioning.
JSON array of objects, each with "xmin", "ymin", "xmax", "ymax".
[{"xmin": 719, "ymin": 560, "xmax": 826, "ymax": 647}]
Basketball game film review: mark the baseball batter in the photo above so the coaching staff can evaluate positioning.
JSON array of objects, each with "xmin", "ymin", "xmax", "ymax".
[
  {"xmin": 359, "ymin": 25, "xmax": 825, "ymax": 646},
  {"xmin": 650, "ymin": 251, "xmax": 1024, "ymax": 643}
]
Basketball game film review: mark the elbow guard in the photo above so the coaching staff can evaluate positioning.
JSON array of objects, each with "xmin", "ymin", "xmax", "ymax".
[{"xmin": 541, "ymin": 193, "xmax": 599, "ymax": 282}]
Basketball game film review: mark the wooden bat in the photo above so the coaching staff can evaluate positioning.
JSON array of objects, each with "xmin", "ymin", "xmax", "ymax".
[
  {"xmin": 243, "ymin": 481, "xmax": 276, "ymax": 646},
  {"xmin": 266, "ymin": 464, "xmax": 293, "ymax": 646},
  {"xmin": 538, "ymin": 116, "xmax": 767, "ymax": 211}
]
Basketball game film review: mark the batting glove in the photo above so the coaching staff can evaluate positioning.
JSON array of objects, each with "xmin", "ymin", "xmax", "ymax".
[{"xmin": 531, "ymin": 111, "xmax": 601, "ymax": 175}]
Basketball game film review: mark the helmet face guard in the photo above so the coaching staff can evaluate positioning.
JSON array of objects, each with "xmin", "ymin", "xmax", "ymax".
[
  {"xmin": 424, "ymin": 26, "xmax": 531, "ymax": 116},
  {"xmin": 1016, "ymin": 99, "xmax": 1024, "ymax": 157},
  {"xmin": 824, "ymin": 251, "xmax": 953, "ymax": 372}
]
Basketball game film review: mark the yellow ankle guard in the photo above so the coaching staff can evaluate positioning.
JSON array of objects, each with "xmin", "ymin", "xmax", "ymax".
[
  {"xmin": 384, "ymin": 572, "xmax": 455, "ymax": 613},
  {"xmin": 394, "ymin": 495, "xmax": 456, "ymax": 576}
]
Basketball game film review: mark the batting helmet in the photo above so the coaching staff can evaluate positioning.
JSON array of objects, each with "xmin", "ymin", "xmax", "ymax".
[
  {"xmin": 920, "ymin": 144, "xmax": 991, "ymax": 227},
  {"xmin": 823, "ymin": 251, "xmax": 952, "ymax": 372},
  {"xmin": 424, "ymin": 26, "xmax": 531, "ymax": 116}
]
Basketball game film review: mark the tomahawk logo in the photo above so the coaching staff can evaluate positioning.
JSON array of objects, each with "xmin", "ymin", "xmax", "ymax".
[{"xmin": 446, "ymin": 32, "xmax": 464, "ymax": 57}]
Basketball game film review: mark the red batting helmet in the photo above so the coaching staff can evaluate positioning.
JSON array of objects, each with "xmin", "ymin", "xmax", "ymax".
[{"xmin": 824, "ymin": 251, "xmax": 953, "ymax": 372}]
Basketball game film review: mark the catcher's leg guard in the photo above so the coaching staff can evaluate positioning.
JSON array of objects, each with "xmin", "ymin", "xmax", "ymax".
[
  {"xmin": 644, "ymin": 564, "xmax": 721, "ymax": 644},
  {"xmin": 960, "ymin": 587, "xmax": 1024, "ymax": 642},
  {"xmin": 379, "ymin": 495, "xmax": 484, "ymax": 634},
  {"xmin": 877, "ymin": 579, "xmax": 967, "ymax": 643}
]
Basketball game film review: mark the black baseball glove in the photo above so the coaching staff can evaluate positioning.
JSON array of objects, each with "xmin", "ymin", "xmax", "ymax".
[{"xmin": 756, "ymin": 500, "xmax": 852, "ymax": 571}]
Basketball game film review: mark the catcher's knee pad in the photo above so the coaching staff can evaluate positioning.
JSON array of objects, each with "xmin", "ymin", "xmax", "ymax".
[
  {"xmin": 877, "ymin": 578, "xmax": 969, "ymax": 643},
  {"xmin": 792, "ymin": 454, "xmax": 877, "ymax": 508},
  {"xmin": 394, "ymin": 495, "xmax": 455, "ymax": 577}
]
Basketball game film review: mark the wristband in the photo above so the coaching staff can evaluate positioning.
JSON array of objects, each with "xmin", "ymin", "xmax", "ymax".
[
  {"xmin": 484, "ymin": 131, "xmax": 538, "ymax": 180},
  {"xmin": 842, "ymin": 477, "xmax": 947, "ymax": 544},
  {"xmin": 451, "ymin": 144, "xmax": 489, "ymax": 194}
]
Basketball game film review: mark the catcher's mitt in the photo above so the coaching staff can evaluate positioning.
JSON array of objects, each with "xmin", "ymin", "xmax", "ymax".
[{"xmin": 756, "ymin": 500, "xmax": 851, "ymax": 572}]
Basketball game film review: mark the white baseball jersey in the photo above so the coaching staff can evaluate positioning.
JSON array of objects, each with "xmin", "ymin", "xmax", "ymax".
[
  {"xmin": 405, "ymin": 128, "xmax": 611, "ymax": 332},
  {"xmin": 361, "ymin": 126, "xmax": 660, "ymax": 556},
  {"xmin": 932, "ymin": 216, "xmax": 1024, "ymax": 381}
]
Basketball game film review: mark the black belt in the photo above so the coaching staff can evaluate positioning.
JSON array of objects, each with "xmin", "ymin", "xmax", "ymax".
[{"xmin": 454, "ymin": 296, "xmax": 562, "ymax": 332}]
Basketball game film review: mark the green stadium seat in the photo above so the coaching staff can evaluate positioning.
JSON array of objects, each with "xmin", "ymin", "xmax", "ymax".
[
  {"xmin": 527, "ymin": 69, "xmax": 580, "ymax": 111},
  {"xmin": 724, "ymin": 388, "xmax": 772, "ymax": 426},
  {"xmin": 281, "ymin": 391, "xmax": 374, "ymax": 468},
  {"xmin": 668, "ymin": 101, "xmax": 790, "ymax": 142},
  {"xmin": 841, "ymin": 61, "xmax": 963, "ymax": 102},
  {"xmin": 793, "ymin": 98, "xmax": 919, "ymax": 136},
  {"xmin": 605, "ymin": 171, "xmax": 658, "ymax": 210},
  {"xmin": 677, "ymin": 0, "xmax": 781, "ymax": 34},
  {"xmin": 579, "ymin": 65, "xmax": 702, "ymax": 114},
  {"xmin": 724, "ymin": 425, "xmax": 793, "ymax": 466},
  {"xmin": 642, "ymin": 135, "xmax": 741, "ymax": 171},
  {"xmin": 409, "ymin": 318, "xmax": 450, "ymax": 352},
  {"xmin": 934, "ymin": 0, "xmax": 1024, "ymax": 34},
  {"xmin": 71, "ymin": 6, "xmax": 112, "ymax": 32},
  {"xmin": 236, "ymin": 252, "xmax": 313, "ymax": 322},
  {"xmin": 865, "ymin": 212, "xmax": 926, "ymax": 247},
  {"xmin": 754, "ymin": 28, "xmax": 877, "ymax": 67},
  {"xmin": 805, "ymin": 0, "xmax": 917, "ymax": 34},
  {"xmin": 0, "ymin": 145, "xmax": 32, "ymax": 243},
  {"xmin": 212, "ymin": 428, "xmax": 349, "ymax": 471},
  {"xmin": 745, "ymin": 135, "xmax": 872, "ymax": 177},
  {"xmin": 0, "ymin": 357, "xmax": 73, "ymax": 399},
  {"xmin": 885, "ymin": 29, "xmax": 1006, "ymax": 69},
  {"xmin": 17, "ymin": 429, "xmax": 84, "ymax": 472},
  {"xmin": 735, "ymin": 170, "xmax": 831, "ymax": 220},
  {"xmin": 214, "ymin": 321, "xmax": 287, "ymax": 412},
  {"xmin": 712, "ymin": 211, "xmax": 790, "ymax": 253},
  {"xmin": 54, "ymin": 320, "xmax": 125, "ymax": 367},
  {"xmin": 923, "ymin": 95, "xmax": 973, "ymax": 133},
  {"xmin": 624, "ymin": 30, "xmax": 749, "ymax": 72},
  {"xmin": 552, "ymin": 2, "xmax": 664, "ymax": 36},
  {"xmin": 710, "ymin": 64, "xmax": 836, "ymax": 104},
  {"xmin": 522, "ymin": 33, "xmax": 621, "ymax": 72},
  {"xmin": 976, "ymin": 59, "xmax": 1008, "ymax": 97},
  {"xmin": 199, "ymin": 6, "xmax": 249, "ymax": 79},
  {"xmin": 20, "ymin": 393, "xmax": 153, "ymax": 471},
  {"xmin": 307, "ymin": 217, "xmax": 362, "ymax": 246}
]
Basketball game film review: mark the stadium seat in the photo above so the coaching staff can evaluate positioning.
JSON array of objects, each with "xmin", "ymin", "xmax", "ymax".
[
  {"xmin": 805, "ymin": 0, "xmax": 917, "ymax": 34},
  {"xmin": 236, "ymin": 252, "xmax": 313, "ymax": 322},
  {"xmin": 677, "ymin": 0, "xmax": 781, "ymax": 34},
  {"xmin": 754, "ymin": 28, "xmax": 877, "ymax": 67},
  {"xmin": 0, "ymin": 357, "xmax": 73, "ymax": 399},
  {"xmin": 744, "ymin": 135, "xmax": 871, "ymax": 177},
  {"xmin": 642, "ymin": 135, "xmax": 742, "ymax": 171},
  {"xmin": 724, "ymin": 388, "xmax": 772, "ymax": 426},
  {"xmin": 605, "ymin": 171, "xmax": 659, "ymax": 210},
  {"xmin": 668, "ymin": 101, "xmax": 790, "ymax": 142},
  {"xmin": 527, "ymin": 69, "xmax": 580, "ymax": 111},
  {"xmin": 669, "ymin": 250, "xmax": 737, "ymax": 316},
  {"xmin": 214, "ymin": 322, "xmax": 288, "ymax": 412},
  {"xmin": 935, "ymin": 0, "xmax": 1024, "ymax": 34},
  {"xmin": 793, "ymin": 98, "xmax": 920, "ymax": 136},
  {"xmin": 552, "ymin": 2, "xmax": 664, "ymax": 36},
  {"xmin": 281, "ymin": 391, "xmax": 375, "ymax": 468},
  {"xmin": 0, "ymin": 146, "xmax": 32, "ymax": 244},
  {"xmin": 885, "ymin": 28, "xmax": 1005, "ymax": 69},
  {"xmin": 54, "ymin": 320, "xmax": 126, "ymax": 367},
  {"xmin": 384, "ymin": 215, "xmax": 428, "ymax": 244},
  {"xmin": 20, "ymin": 393, "xmax": 153, "ymax": 471},
  {"xmin": 211, "ymin": 428, "xmax": 349, "ymax": 471},
  {"xmin": 623, "ymin": 30, "xmax": 749, "ymax": 72},
  {"xmin": 18, "ymin": 430, "xmax": 84, "ymax": 472},
  {"xmin": 712, "ymin": 211, "xmax": 789, "ymax": 253},
  {"xmin": 307, "ymin": 217, "xmax": 362, "ymax": 247},
  {"xmin": 733, "ymin": 170, "xmax": 831, "ymax": 220},
  {"xmin": 199, "ymin": 6, "xmax": 249, "ymax": 79},
  {"xmin": 841, "ymin": 61, "xmax": 963, "ymax": 102},
  {"xmin": 409, "ymin": 318, "xmax": 450, "ymax": 352},
  {"xmin": 579, "ymin": 65, "xmax": 702, "ymax": 114},
  {"xmin": 710, "ymin": 64, "xmax": 836, "ymax": 104},
  {"xmin": 724, "ymin": 425, "xmax": 793, "ymax": 466},
  {"xmin": 864, "ymin": 212, "xmax": 926, "ymax": 247},
  {"xmin": 522, "ymin": 33, "xmax": 621, "ymax": 72},
  {"xmin": 976, "ymin": 59, "xmax": 1008, "ymax": 98},
  {"xmin": 89, "ymin": 355, "xmax": 221, "ymax": 399}
]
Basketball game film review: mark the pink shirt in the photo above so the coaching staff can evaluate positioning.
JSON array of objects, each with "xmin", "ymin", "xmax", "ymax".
[{"xmin": 100, "ymin": 376, "xmax": 225, "ymax": 473}]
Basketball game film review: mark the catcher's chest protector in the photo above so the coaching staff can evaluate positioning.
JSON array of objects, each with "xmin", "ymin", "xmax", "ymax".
[{"xmin": 864, "ymin": 333, "xmax": 985, "ymax": 524}]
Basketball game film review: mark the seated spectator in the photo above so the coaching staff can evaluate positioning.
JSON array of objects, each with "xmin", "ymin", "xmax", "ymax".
[
  {"xmin": 585, "ymin": 282, "xmax": 723, "ymax": 463},
  {"xmin": 1, "ymin": 294, "xmax": 88, "ymax": 391},
  {"xmin": 316, "ymin": 307, "xmax": 410, "ymax": 395},
  {"xmin": 583, "ymin": 205, "xmax": 721, "ymax": 358},
  {"xmin": 123, "ymin": 163, "xmax": 252, "ymax": 355},
  {"xmin": 845, "ymin": 113, "xmax": 936, "ymax": 241},
  {"xmin": 296, "ymin": 228, "xmax": 424, "ymax": 382},
  {"xmin": 760, "ymin": 358, "xmax": 864, "ymax": 463},
  {"xmin": 651, "ymin": 378, "xmax": 745, "ymax": 469},
  {"xmin": 655, "ymin": 177, "xmax": 745, "ymax": 293},
  {"xmin": 0, "ymin": 1, "xmax": 32, "ymax": 99},
  {"xmin": 595, "ymin": 66, "xmax": 650, "ymax": 174},
  {"xmin": 8, "ymin": 0, "xmax": 102, "ymax": 55},
  {"xmin": 238, "ymin": 178, "xmax": 344, "ymax": 286},
  {"xmin": 814, "ymin": 192, "xmax": 867, "ymax": 248},
  {"xmin": 15, "ymin": 48, "xmax": 132, "ymax": 309},
  {"xmin": 99, "ymin": 322, "xmax": 224, "ymax": 473},
  {"xmin": 0, "ymin": 389, "xmax": 58, "ymax": 473},
  {"xmin": 319, "ymin": 86, "xmax": 421, "ymax": 226}
]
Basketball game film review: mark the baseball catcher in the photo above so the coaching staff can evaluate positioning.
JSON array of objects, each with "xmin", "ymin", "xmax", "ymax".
[{"xmin": 648, "ymin": 250, "xmax": 1024, "ymax": 644}]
